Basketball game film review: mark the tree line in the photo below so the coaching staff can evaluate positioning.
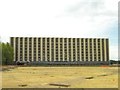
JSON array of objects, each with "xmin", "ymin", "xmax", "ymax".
[{"xmin": 0, "ymin": 42, "xmax": 14, "ymax": 65}]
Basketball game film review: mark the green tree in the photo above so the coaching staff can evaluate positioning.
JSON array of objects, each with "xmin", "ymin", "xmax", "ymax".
[
  {"xmin": 1, "ymin": 42, "xmax": 14, "ymax": 65},
  {"xmin": 0, "ymin": 43, "xmax": 2, "ymax": 65}
]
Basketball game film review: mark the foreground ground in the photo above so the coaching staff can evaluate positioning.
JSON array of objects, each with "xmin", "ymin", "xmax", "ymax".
[{"xmin": 1, "ymin": 66, "xmax": 118, "ymax": 88}]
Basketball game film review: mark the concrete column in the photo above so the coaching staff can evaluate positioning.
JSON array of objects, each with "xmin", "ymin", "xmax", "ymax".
[
  {"xmin": 58, "ymin": 38, "xmax": 60, "ymax": 61},
  {"xmin": 32, "ymin": 37, "xmax": 34, "ymax": 61},
  {"xmin": 62, "ymin": 38, "xmax": 64, "ymax": 61},
  {"xmin": 22, "ymin": 37, "xmax": 25, "ymax": 61},
  {"xmin": 54, "ymin": 38, "xmax": 56, "ymax": 61},
  {"xmin": 75, "ymin": 38, "xmax": 77, "ymax": 61},
  {"xmin": 49, "ymin": 38, "xmax": 51, "ymax": 61},
  {"xmin": 41, "ymin": 38, "xmax": 43, "ymax": 61},
  {"xmin": 18, "ymin": 37, "xmax": 20, "ymax": 61},
  {"xmin": 100, "ymin": 39, "xmax": 102, "ymax": 61},
  {"xmin": 36, "ymin": 37, "xmax": 38, "ymax": 61},
  {"xmin": 92, "ymin": 38, "xmax": 94, "ymax": 61},
  {"xmin": 83, "ymin": 38, "xmax": 86, "ymax": 61},
  {"xmin": 107, "ymin": 39, "xmax": 109, "ymax": 61},
  {"xmin": 71, "ymin": 38, "xmax": 73, "ymax": 61},
  {"xmin": 45, "ymin": 38, "xmax": 47, "ymax": 61},
  {"xmin": 79, "ymin": 38, "xmax": 81, "ymax": 61},
  {"xmin": 67, "ymin": 38, "xmax": 69, "ymax": 61},
  {"xmin": 104, "ymin": 39, "xmax": 107, "ymax": 61},
  {"xmin": 88, "ymin": 39, "xmax": 90, "ymax": 61},
  {"xmin": 27, "ymin": 37, "xmax": 29, "ymax": 62},
  {"xmin": 96, "ymin": 38, "xmax": 98, "ymax": 61}
]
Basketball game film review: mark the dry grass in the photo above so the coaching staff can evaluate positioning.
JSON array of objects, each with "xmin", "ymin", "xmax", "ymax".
[{"xmin": 2, "ymin": 66, "xmax": 118, "ymax": 88}]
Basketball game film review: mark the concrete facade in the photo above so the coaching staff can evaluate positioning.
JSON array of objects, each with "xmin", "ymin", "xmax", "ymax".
[{"xmin": 10, "ymin": 37, "xmax": 109, "ymax": 65}]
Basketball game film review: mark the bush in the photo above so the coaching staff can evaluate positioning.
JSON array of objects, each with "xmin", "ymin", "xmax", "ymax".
[{"xmin": 1, "ymin": 42, "xmax": 14, "ymax": 65}]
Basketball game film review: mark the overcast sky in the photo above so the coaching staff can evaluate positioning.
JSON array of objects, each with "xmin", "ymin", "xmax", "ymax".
[{"xmin": 0, "ymin": 0, "xmax": 118, "ymax": 60}]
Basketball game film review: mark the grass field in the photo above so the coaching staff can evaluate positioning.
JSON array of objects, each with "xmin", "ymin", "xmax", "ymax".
[{"xmin": 1, "ymin": 66, "xmax": 118, "ymax": 88}]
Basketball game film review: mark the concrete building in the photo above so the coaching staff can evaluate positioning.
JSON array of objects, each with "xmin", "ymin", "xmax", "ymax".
[{"xmin": 10, "ymin": 37, "xmax": 109, "ymax": 65}]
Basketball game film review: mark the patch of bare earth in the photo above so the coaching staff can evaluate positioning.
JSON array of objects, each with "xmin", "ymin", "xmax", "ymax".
[{"xmin": 2, "ymin": 66, "xmax": 118, "ymax": 88}]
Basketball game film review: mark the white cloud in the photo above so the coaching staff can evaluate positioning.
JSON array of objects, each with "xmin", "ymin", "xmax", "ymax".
[{"xmin": 0, "ymin": 0, "xmax": 118, "ymax": 60}]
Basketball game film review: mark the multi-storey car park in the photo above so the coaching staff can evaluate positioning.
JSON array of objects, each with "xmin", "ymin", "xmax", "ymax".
[{"xmin": 10, "ymin": 37, "xmax": 109, "ymax": 65}]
